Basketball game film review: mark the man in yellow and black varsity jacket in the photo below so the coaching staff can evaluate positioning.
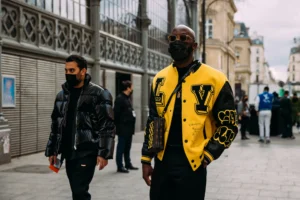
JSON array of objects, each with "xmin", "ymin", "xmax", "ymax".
[{"xmin": 141, "ymin": 25, "xmax": 238, "ymax": 200}]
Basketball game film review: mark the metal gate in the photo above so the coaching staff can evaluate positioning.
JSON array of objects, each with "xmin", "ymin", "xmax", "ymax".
[{"xmin": 2, "ymin": 54, "xmax": 65, "ymax": 157}]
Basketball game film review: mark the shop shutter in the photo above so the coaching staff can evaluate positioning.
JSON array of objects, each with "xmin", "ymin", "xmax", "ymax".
[
  {"xmin": 1, "ymin": 54, "xmax": 21, "ymax": 157},
  {"xmin": 37, "ymin": 60, "xmax": 56, "ymax": 151},
  {"xmin": 20, "ymin": 57, "xmax": 38, "ymax": 155},
  {"xmin": 56, "ymin": 63, "xmax": 65, "ymax": 94}
]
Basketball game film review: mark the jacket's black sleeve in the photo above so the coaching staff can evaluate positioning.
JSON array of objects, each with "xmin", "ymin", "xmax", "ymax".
[
  {"xmin": 96, "ymin": 89, "xmax": 116, "ymax": 159},
  {"xmin": 203, "ymin": 81, "xmax": 238, "ymax": 164},
  {"xmin": 141, "ymin": 84, "xmax": 159, "ymax": 165},
  {"xmin": 45, "ymin": 96, "xmax": 59, "ymax": 157}
]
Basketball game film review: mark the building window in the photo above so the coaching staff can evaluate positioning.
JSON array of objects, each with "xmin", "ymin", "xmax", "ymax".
[
  {"xmin": 293, "ymin": 65, "xmax": 295, "ymax": 71},
  {"xmin": 256, "ymin": 57, "xmax": 259, "ymax": 62},
  {"xmin": 206, "ymin": 19, "xmax": 213, "ymax": 39},
  {"xmin": 256, "ymin": 48, "xmax": 259, "ymax": 54},
  {"xmin": 176, "ymin": 0, "xmax": 189, "ymax": 26},
  {"xmin": 147, "ymin": 0, "xmax": 170, "ymax": 54},
  {"xmin": 293, "ymin": 56, "xmax": 295, "ymax": 62},
  {"xmin": 235, "ymin": 51, "xmax": 240, "ymax": 63},
  {"xmin": 23, "ymin": 0, "xmax": 90, "ymax": 25},
  {"xmin": 256, "ymin": 75, "xmax": 259, "ymax": 83},
  {"xmin": 293, "ymin": 74, "xmax": 295, "ymax": 81},
  {"xmin": 234, "ymin": 29, "xmax": 239, "ymax": 36},
  {"xmin": 100, "ymin": 0, "xmax": 144, "ymax": 46}
]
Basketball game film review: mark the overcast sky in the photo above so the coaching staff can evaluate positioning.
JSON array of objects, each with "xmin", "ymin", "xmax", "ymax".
[{"xmin": 234, "ymin": 0, "xmax": 300, "ymax": 81}]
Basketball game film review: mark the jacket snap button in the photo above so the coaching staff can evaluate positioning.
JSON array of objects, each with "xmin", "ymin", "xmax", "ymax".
[
  {"xmin": 183, "ymin": 119, "xmax": 186, "ymax": 122},
  {"xmin": 185, "ymin": 140, "xmax": 188, "ymax": 143},
  {"xmin": 183, "ymin": 100, "xmax": 186, "ymax": 103},
  {"xmin": 194, "ymin": 165, "xmax": 196, "ymax": 168},
  {"xmin": 192, "ymin": 160, "xmax": 194, "ymax": 163}
]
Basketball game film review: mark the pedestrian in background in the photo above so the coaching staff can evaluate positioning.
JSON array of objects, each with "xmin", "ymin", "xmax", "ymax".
[
  {"xmin": 270, "ymin": 92, "xmax": 281, "ymax": 136},
  {"xmin": 237, "ymin": 95, "xmax": 250, "ymax": 140},
  {"xmin": 280, "ymin": 91, "xmax": 295, "ymax": 139},
  {"xmin": 45, "ymin": 55, "xmax": 115, "ymax": 200},
  {"xmin": 291, "ymin": 92, "xmax": 300, "ymax": 133},
  {"xmin": 114, "ymin": 80, "xmax": 139, "ymax": 173},
  {"xmin": 255, "ymin": 86, "xmax": 273, "ymax": 143}
]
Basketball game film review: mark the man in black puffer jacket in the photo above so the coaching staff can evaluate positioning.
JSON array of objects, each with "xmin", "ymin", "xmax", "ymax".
[{"xmin": 45, "ymin": 55, "xmax": 115, "ymax": 200}]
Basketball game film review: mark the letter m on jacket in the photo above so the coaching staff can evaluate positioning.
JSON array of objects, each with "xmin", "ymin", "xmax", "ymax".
[{"xmin": 191, "ymin": 85, "xmax": 214, "ymax": 115}]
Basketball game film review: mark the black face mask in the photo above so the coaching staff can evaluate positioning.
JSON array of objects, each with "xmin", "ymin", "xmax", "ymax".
[
  {"xmin": 66, "ymin": 74, "xmax": 81, "ymax": 87},
  {"xmin": 168, "ymin": 41, "xmax": 193, "ymax": 62}
]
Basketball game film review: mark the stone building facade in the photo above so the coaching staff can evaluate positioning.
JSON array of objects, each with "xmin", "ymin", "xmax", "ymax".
[
  {"xmin": 0, "ymin": 0, "xmax": 199, "ymax": 157},
  {"xmin": 198, "ymin": 0, "xmax": 237, "ymax": 92},
  {"xmin": 234, "ymin": 22, "xmax": 251, "ymax": 99}
]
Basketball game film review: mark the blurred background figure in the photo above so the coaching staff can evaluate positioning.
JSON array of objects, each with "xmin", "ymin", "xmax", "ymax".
[
  {"xmin": 237, "ymin": 95, "xmax": 250, "ymax": 140},
  {"xmin": 291, "ymin": 92, "xmax": 300, "ymax": 133},
  {"xmin": 256, "ymin": 87, "xmax": 273, "ymax": 144},
  {"xmin": 280, "ymin": 91, "xmax": 295, "ymax": 139},
  {"xmin": 270, "ymin": 92, "xmax": 281, "ymax": 136}
]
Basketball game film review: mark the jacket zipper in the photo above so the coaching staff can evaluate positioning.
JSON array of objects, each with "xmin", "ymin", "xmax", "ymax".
[
  {"xmin": 74, "ymin": 89, "xmax": 84, "ymax": 150},
  {"xmin": 203, "ymin": 125, "xmax": 207, "ymax": 139}
]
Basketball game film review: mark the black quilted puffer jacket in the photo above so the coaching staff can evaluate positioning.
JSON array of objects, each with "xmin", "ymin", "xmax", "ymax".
[{"xmin": 45, "ymin": 74, "xmax": 115, "ymax": 159}]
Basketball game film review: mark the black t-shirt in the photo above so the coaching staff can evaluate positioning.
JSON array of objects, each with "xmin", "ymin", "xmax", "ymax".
[
  {"xmin": 167, "ymin": 66, "xmax": 191, "ymax": 146},
  {"xmin": 62, "ymin": 87, "xmax": 95, "ymax": 160}
]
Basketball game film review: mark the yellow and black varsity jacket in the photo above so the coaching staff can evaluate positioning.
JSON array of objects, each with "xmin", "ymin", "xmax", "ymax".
[{"xmin": 141, "ymin": 62, "xmax": 238, "ymax": 171}]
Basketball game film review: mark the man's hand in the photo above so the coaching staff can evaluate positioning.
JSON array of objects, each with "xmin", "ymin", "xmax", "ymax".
[
  {"xmin": 202, "ymin": 160, "xmax": 209, "ymax": 168},
  {"xmin": 48, "ymin": 156, "xmax": 57, "ymax": 165},
  {"xmin": 142, "ymin": 164, "xmax": 153, "ymax": 186},
  {"xmin": 97, "ymin": 156, "xmax": 108, "ymax": 170}
]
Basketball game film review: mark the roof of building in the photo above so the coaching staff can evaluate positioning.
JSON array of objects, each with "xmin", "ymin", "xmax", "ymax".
[
  {"xmin": 252, "ymin": 38, "xmax": 263, "ymax": 45},
  {"xmin": 290, "ymin": 46, "xmax": 300, "ymax": 55},
  {"xmin": 234, "ymin": 22, "xmax": 249, "ymax": 38}
]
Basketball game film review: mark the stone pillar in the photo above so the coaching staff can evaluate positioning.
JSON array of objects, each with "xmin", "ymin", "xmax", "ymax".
[
  {"xmin": 132, "ymin": 74, "xmax": 142, "ymax": 131},
  {"xmin": 141, "ymin": 0, "xmax": 151, "ymax": 129},
  {"xmin": 191, "ymin": 0, "xmax": 199, "ymax": 59},
  {"xmin": 104, "ymin": 70, "xmax": 116, "ymax": 100},
  {"xmin": 0, "ymin": 0, "xmax": 12, "ymax": 165},
  {"xmin": 90, "ymin": 0, "xmax": 101, "ymax": 85},
  {"xmin": 171, "ymin": 0, "xmax": 176, "ymax": 28}
]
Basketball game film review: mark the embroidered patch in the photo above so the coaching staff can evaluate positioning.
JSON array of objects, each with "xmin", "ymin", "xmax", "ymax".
[{"xmin": 213, "ymin": 126, "xmax": 236, "ymax": 148}]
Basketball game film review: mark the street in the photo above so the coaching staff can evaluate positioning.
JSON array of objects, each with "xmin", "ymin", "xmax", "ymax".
[{"xmin": 1, "ymin": 132, "xmax": 300, "ymax": 200}]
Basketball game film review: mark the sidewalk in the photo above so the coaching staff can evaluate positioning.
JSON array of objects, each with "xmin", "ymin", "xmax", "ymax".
[{"xmin": 1, "ymin": 132, "xmax": 300, "ymax": 200}]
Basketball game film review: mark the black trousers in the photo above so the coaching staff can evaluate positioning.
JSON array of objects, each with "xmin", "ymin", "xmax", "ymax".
[
  {"xmin": 282, "ymin": 115, "xmax": 293, "ymax": 138},
  {"xmin": 116, "ymin": 135, "xmax": 132, "ymax": 169},
  {"xmin": 150, "ymin": 146, "xmax": 207, "ymax": 200},
  {"xmin": 66, "ymin": 155, "xmax": 97, "ymax": 200},
  {"xmin": 240, "ymin": 116, "xmax": 249, "ymax": 138}
]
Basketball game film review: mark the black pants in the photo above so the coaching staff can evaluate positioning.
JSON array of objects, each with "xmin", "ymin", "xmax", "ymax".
[
  {"xmin": 240, "ymin": 116, "xmax": 249, "ymax": 138},
  {"xmin": 66, "ymin": 155, "xmax": 97, "ymax": 200},
  {"xmin": 116, "ymin": 135, "xmax": 132, "ymax": 169},
  {"xmin": 282, "ymin": 115, "xmax": 293, "ymax": 138},
  {"xmin": 150, "ymin": 146, "xmax": 207, "ymax": 200}
]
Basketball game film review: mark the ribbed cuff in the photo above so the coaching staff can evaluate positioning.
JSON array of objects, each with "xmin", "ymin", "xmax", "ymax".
[
  {"xmin": 203, "ymin": 150, "xmax": 214, "ymax": 164},
  {"xmin": 141, "ymin": 155, "xmax": 152, "ymax": 165}
]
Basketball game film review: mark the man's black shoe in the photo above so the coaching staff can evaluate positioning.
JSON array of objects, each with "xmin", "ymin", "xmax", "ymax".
[
  {"xmin": 126, "ymin": 165, "xmax": 139, "ymax": 170},
  {"xmin": 117, "ymin": 167, "xmax": 129, "ymax": 173}
]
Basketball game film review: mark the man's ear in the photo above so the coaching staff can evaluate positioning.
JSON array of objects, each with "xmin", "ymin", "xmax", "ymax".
[
  {"xmin": 81, "ymin": 68, "xmax": 87, "ymax": 75},
  {"xmin": 193, "ymin": 42, "xmax": 198, "ymax": 50}
]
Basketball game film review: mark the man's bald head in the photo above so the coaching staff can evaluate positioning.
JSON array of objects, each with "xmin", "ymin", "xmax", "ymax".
[{"xmin": 172, "ymin": 25, "xmax": 195, "ymax": 40}]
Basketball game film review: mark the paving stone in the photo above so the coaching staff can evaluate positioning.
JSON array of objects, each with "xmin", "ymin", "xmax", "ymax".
[{"xmin": 1, "ymin": 133, "xmax": 300, "ymax": 200}]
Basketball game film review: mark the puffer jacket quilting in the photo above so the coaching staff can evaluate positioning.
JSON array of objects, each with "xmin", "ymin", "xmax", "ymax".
[{"xmin": 45, "ymin": 74, "xmax": 115, "ymax": 159}]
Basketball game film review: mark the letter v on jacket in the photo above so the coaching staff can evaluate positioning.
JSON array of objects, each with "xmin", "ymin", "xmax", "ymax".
[{"xmin": 141, "ymin": 63, "xmax": 238, "ymax": 171}]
